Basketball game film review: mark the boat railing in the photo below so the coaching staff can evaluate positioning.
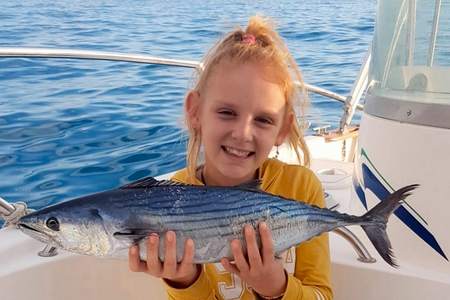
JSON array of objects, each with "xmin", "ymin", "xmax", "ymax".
[
  {"xmin": 428, "ymin": 0, "xmax": 442, "ymax": 66},
  {"xmin": 0, "ymin": 47, "xmax": 367, "ymax": 132},
  {"xmin": 0, "ymin": 197, "xmax": 32, "ymax": 230},
  {"xmin": 0, "ymin": 47, "xmax": 201, "ymax": 69},
  {"xmin": 333, "ymin": 227, "xmax": 376, "ymax": 264},
  {"xmin": 339, "ymin": 50, "xmax": 370, "ymax": 131},
  {"xmin": 0, "ymin": 197, "xmax": 15, "ymax": 216}
]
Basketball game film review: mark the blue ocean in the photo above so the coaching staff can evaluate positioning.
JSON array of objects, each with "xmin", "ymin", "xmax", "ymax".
[{"xmin": 0, "ymin": 0, "xmax": 375, "ymax": 215}]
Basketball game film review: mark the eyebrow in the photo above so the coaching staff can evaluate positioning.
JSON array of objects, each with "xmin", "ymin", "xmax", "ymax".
[{"xmin": 213, "ymin": 100, "xmax": 238, "ymax": 108}]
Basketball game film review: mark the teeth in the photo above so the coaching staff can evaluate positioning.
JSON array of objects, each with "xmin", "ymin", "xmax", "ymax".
[{"xmin": 225, "ymin": 146, "xmax": 251, "ymax": 157}]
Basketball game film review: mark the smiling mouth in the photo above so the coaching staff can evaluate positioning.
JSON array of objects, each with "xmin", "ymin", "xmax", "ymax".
[{"xmin": 222, "ymin": 146, "xmax": 255, "ymax": 158}]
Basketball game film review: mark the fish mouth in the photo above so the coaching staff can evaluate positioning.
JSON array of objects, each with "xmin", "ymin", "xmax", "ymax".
[
  {"xmin": 18, "ymin": 222, "xmax": 57, "ymax": 246},
  {"xmin": 18, "ymin": 223, "xmax": 42, "ymax": 233}
]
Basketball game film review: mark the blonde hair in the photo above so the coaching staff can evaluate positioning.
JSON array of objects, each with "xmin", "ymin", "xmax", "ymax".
[{"xmin": 185, "ymin": 16, "xmax": 310, "ymax": 180}]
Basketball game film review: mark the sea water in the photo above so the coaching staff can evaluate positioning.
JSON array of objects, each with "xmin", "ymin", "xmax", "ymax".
[{"xmin": 0, "ymin": 0, "xmax": 375, "ymax": 214}]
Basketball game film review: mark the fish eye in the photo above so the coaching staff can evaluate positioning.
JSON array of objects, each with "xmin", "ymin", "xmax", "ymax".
[{"xmin": 46, "ymin": 217, "xmax": 60, "ymax": 231}]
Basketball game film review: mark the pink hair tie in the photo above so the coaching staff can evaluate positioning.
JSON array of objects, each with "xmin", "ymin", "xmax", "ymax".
[{"xmin": 242, "ymin": 33, "xmax": 256, "ymax": 45}]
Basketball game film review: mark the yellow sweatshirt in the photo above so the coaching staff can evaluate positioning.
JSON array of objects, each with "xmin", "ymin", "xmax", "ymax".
[{"xmin": 165, "ymin": 159, "xmax": 332, "ymax": 300}]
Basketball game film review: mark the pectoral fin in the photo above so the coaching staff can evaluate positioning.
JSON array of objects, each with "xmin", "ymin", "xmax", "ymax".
[{"xmin": 113, "ymin": 229, "xmax": 156, "ymax": 243}]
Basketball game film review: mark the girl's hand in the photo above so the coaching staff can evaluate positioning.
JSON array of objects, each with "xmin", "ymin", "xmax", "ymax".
[
  {"xmin": 221, "ymin": 222, "xmax": 287, "ymax": 298},
  {"xmin": 128, "ymin": 231, "xmax": 200, "ymax": 288}
]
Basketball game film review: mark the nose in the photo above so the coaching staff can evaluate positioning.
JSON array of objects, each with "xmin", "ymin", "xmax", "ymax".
[{"xmin": 231, "ymin": 117, "xmax": 254, "ymax": 142}]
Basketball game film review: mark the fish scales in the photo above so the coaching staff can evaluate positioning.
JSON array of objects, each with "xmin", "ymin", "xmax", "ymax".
[{"xmin": 16, "ymin": 178, "xmax": 419, "ymax": 267}]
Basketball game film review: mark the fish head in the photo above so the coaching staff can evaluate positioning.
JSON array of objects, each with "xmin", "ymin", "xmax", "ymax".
[{"xmin": 18, "ymin": 206, "xmax": 112, "ymax": 256}]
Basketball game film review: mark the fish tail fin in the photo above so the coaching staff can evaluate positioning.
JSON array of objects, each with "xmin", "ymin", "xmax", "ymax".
[{"xmin": 360, "ymin": 184, "xmax": 419, "ymax": 267}]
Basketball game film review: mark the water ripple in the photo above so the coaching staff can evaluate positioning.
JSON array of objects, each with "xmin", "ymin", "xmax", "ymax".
[{"xmin": 0, "ymin": 0, "xmax": 375, "ymax": 217}]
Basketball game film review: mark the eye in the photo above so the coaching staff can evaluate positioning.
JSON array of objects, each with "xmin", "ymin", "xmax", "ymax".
[
  {"xmin": 46, "ymin": 217, "xmax": 60, "ymax": 231},
  {"xmin": 217, "ymin": 109, "xmax": 236, "ymax": 117},
  {"xmin": 255, "ymin": 117, "xmax": 273, "ymax": 125}
]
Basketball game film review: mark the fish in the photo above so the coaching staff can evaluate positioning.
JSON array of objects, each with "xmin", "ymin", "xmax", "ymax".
[{"xmin": 17, "ymin": 176, "xmax": 419, "ymax": 267}]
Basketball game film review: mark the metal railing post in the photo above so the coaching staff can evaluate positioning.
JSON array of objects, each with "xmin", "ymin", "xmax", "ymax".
[
  {"xmin": 427, "ymin": 0, "xmax": 442, "ymax": 67},
  {"xmin": 0, "ymin": 197, "xmax": 15, "ymax": 216}
]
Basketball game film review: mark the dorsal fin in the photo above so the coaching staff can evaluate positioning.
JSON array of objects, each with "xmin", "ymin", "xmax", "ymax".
[
  {"xmin": 234, "ymin": 179, "xmax": 262, "ymax": 192},
  {"xmin": 120, "ymin": 176, "xmax": 188, "ymax": 189},
  {"xmin": 120, "ymin": 176, "xmax": 262, "ymax": 192}
]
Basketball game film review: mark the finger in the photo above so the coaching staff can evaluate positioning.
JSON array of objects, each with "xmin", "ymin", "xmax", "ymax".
[
  {"xmin": 128, "ymin": 245, "xmax": 147, "ymax": 272},
  {"xmin": 146, "ymin": 234, "xmax": 162, "ymax": 275},
  {"xmin": 221, "ymin": 258, "xmax": 240, "ymax": 275},
  {"xmin": 244, "ymin": 224, "xmax": 262, "ymax": 268},
  {"xmin": 259, "ymin": 222, "xmax": 275, "ymax": 263},
  {"xmin": 163, "ymin": 231, "xmax": 177, "ymax": 277},
  {"xmin": 179, "ymin": 238, "xmax": 195, "ymax": 270},
  {"xmin": 231, "ymin": 239, "xmax": 249, "ymax": 274}
]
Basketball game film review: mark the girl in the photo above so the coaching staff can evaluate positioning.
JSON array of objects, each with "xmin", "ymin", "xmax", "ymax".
[{"xmin": 129, "ymin": 16, "xmax": 332, "ymax": 300}]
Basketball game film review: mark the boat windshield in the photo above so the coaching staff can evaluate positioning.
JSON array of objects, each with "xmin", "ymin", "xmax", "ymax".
[{"xmin": 370, "ymin": 0, "xmax": 450, "ymax": 105}]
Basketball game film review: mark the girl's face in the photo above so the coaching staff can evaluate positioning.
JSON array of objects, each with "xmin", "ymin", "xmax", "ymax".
[{"xmin": 187, "ymin": 60, "xmax": 292, "ymax": 186}]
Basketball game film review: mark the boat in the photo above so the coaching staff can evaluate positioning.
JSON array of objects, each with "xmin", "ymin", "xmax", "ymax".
[{"xmin": 0, "ymin": 0, "xmax": 449, "ymax": 299}]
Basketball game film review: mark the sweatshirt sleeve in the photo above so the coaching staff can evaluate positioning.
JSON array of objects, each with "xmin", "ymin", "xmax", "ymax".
[{"xmin": 280, "ymin": 168, "xmax": 333, "ymax": 300}]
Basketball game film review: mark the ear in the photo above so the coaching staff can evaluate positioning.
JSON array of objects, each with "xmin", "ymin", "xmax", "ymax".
[
  {"xmin": 185, "ymin": 90, "xmax": 201, "ymax": 129},
  {"xmin": 275, "ymin": 111, "xmax": 293, "ymax": 146}
]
